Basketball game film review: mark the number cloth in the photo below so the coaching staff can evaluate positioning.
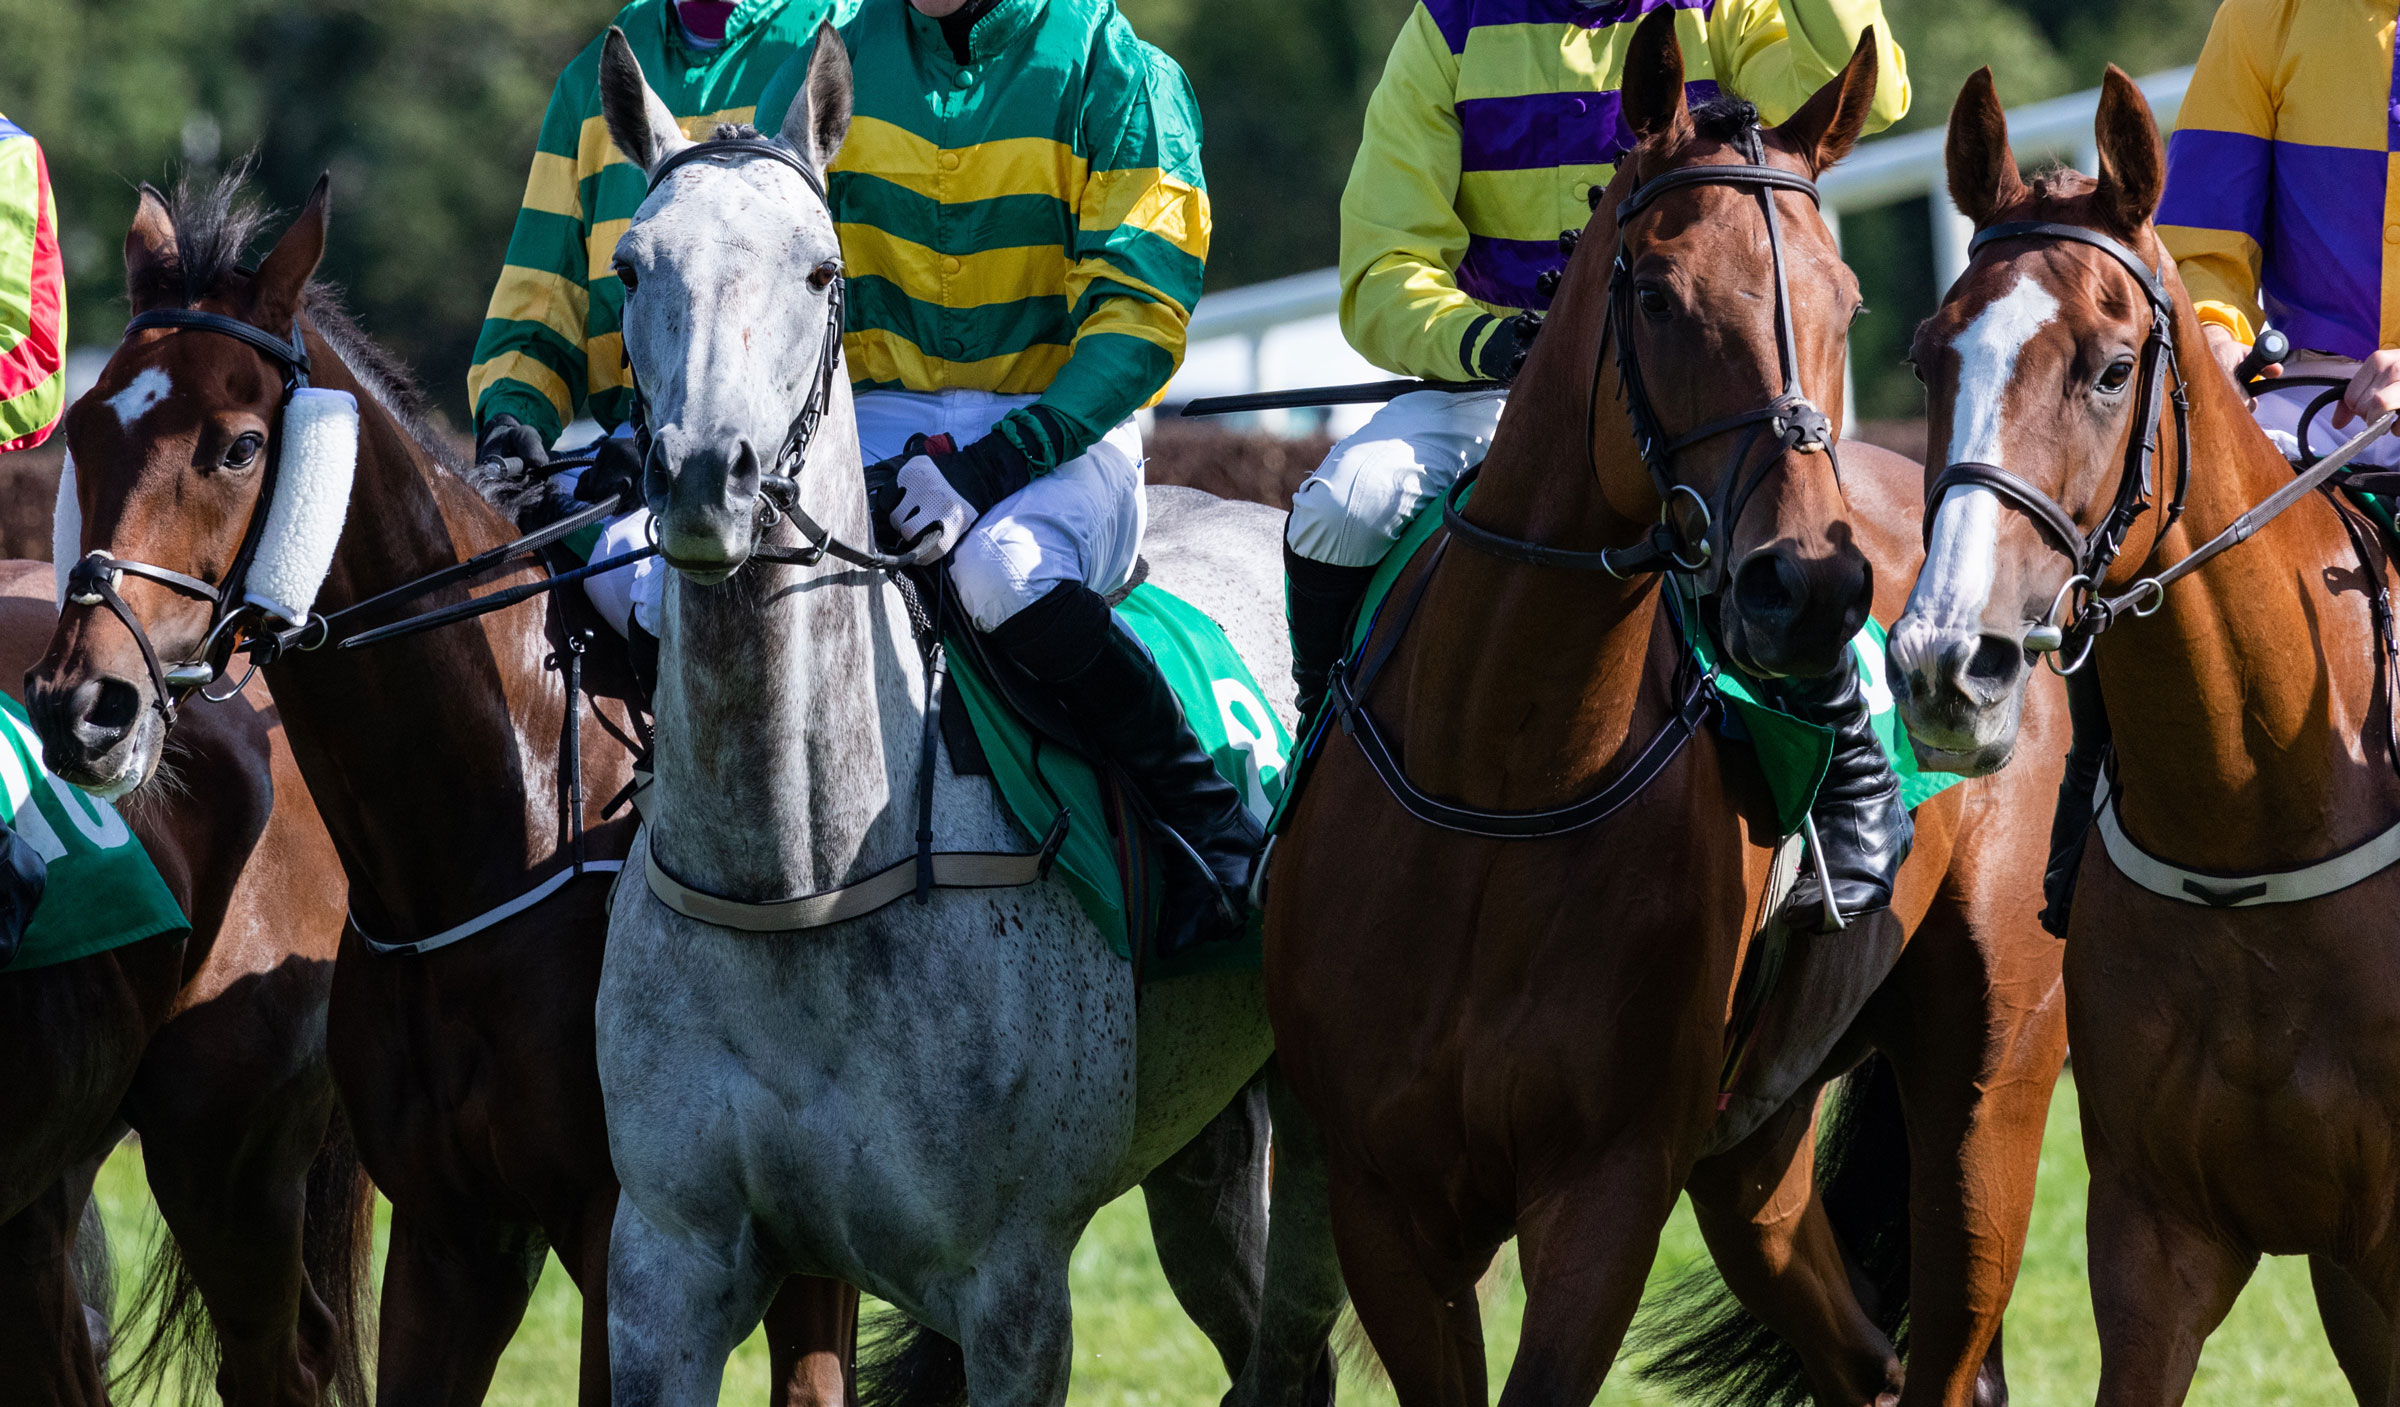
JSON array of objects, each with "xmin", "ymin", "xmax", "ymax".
[
  {"xmin": 0, "ymin": 694, "xmax": 186, "ymax": 973},
  {"xmin": 2158, "ymin": 0, "xmax": 2400, "ymax": 359},
  {"xmin": 755, "ymin": 0, "xmax": 1211, "ymax": 476},
  {"xmin": 0, "ymin": 112, "xmax": 64, "ymax": 453},
  {"xmin": 467, "ymin": 0, "xmax": 849, "ymax": 445},
  {"xmin": 1339, "ymin": 0, "xmax": 1909, "ymax": 383}
]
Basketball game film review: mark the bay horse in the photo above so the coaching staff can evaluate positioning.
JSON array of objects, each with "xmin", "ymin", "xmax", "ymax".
[
  {"xmin": 1268, "ymin": 16, "xmax": 2068, "ymax": 1405},
  {"xmin": 589, "ymin": 30, "xmax": 1342, "ymax": 1406},
  {"xmin": 25, "ymin": 171, "xmax": 857, "ymax": 1406},
  {"xmin": 0, "ymin": 563, "xmax": 366, "ymax": 1406},
  {"xmin": 1890, "ymin": 67, "xmax": 2400, "ymax": 1405}
]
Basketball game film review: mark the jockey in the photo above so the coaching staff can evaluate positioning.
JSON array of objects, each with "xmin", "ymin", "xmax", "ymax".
[
  {"xmin": 467, "ymin": 0, "xmax": 847, "ymax": 646},
  {"xmin": 2159, "ymin": 0, "xmax": 2400, "ymax": 464},
  {"xmin": 0, "ymin": 108, "xmax": 62, "ymax": 960},
  {"xmin": 753, "ymin": 0, "xmax": 1237, "ymax": 952},
  {"xmin": 1285, "ymin": 0, "xmax": 1912, "ymax": 925}
]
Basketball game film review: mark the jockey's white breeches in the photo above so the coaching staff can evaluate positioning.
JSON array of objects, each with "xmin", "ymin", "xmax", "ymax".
[
  {"xmin": 580, "ymin": 391, "xmax": 1145, "ymax": 637},
  {"xmin": 2253, "ymin": 350, "xmax": 2400, "ymax": 469},
  {"xmin": 1285, "ymin": 387, "xmax": 1508, "ymax": 568}
]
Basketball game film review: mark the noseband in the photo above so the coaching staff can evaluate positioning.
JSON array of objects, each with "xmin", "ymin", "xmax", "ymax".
[
  {"xmin": 65, "ymin": 307, "xmax": 313, "ymax": 725},
  {"xmin": 632, "ymin": 139, "xmax": 908, "ymax": 576},
  {"xmin": 1439, "ymin": 130, "xmax": 1838, "ymax": 587},
  {"xmin": 1924, "ymin": 221, "xmax": 2191, "ymax": 669}
]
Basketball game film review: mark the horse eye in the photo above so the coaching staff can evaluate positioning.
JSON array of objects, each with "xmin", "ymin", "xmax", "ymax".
[
  {"xmin": 1635, "ymin": 284, "xmax": 1671, "ymax": 320},
  {"xmin": 2096, "ymin": 357, "xmax": 2136, "ymax": 394},
  {"xmin": 807, "ymin": 260, "xmax": 839, "ymax": 291},
  {"xmin": 615, "ymin": 261, "xmax": 638, "ymax": 293},
  {"xmin": 223, "ymin": 432, "xmax": 264, "ymax": 468}
]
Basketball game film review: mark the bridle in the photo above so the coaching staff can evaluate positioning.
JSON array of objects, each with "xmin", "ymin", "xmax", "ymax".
[
  {"xmin": 64, "ymin": 306, "xmax": 314, "ymax": 725},
  {"xmin": 1439, "ymin": 128, "xmax": 1839, "ymax": 590},
  {"xmin": 630, "ymin": 138, "xmax": 913, "ymax": 576},
  {"xmin": 1923, "ymin": 221, "xmax": 2191, "ymax": 672}
]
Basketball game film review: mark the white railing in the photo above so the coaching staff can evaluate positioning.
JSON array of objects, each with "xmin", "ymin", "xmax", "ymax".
[{"xmin": 1168, "ymin": 66, "xmax": 2193, "ymax": 424}]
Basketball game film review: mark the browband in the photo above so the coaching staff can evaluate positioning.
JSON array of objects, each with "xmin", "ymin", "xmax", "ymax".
[
  {"xmin": 1970, "ymin": 221, "xmax": 2170, "ymax": 312},
  {"xmin": 1618, "ymin": 162, "xmax": 1821, "ymax": 226},
  {"xmin": 648, "ymin": 138, "xmax": 826, "ymax": 202},
  {"xmin": 125, "ymin": 307, "xmax": 310, "ymax": 381}
]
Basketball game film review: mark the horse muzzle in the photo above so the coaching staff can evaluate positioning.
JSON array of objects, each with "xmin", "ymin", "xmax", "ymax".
[
  {"xmin": 1719, "ymin": 540, "xmax": 1869, "ymax": 678},
  {"xmin": 648, "ymin": 436, "xmax": 764, "ymax": 584},
  {"xmin": 1885, "ymin": 612, "xmax": 2028, "ymax": 776},
  {"xmin": 23, "ymin": 664, "xmax": 162, "ymax": 799}
]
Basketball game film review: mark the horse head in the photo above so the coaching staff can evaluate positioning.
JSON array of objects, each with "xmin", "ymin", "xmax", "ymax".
[
  {"xmin": 1604, "ymin": 10, "xmax": 1880, "ymax": 677},
  {"xmin": 1889, "ymin": 67, "xmax": 2171, "ymax": 774},
  {"xmin": 27, "ymin": 173, "xmax": 333, "ymax": 796},
  {"xmin": 601, "ymin": 23, "xmax": 854, "ymax": 583}
]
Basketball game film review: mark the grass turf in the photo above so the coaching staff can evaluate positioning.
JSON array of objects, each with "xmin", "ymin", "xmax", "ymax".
[{"xmin": 90, "ymin": 1073, "xmax": 2347, "ymax": 1404}]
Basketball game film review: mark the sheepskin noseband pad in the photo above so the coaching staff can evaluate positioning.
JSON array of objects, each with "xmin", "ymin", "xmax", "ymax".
[
  {"xmin": 51, "ymin": 453, "xmax": 80, "ymax": 608},
  {"xmin": 243, "ymin": 386, "xmax": 359, "ymax": 627}
]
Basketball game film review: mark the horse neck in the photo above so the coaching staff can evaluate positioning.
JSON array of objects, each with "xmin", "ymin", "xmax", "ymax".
[
  {"xmin": 1394, "ymin": 250, "xmax": 1677, "ymax": 805},
  {"xmin": 262, "ymin": 319, "xmax": 576, "ymax": 935},
  {"xmin": 649, "ymin": 389, "xmax": 928, "ymax": 900},
  {"xmin": 2101, "ymin": 294, "xmax": 2399, "ymax": 864}
]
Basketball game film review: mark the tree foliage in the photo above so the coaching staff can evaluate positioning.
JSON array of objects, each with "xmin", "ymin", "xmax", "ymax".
[{"xmin": 2, "ymin": 0, "xmax": 2215, "ymax": 424}]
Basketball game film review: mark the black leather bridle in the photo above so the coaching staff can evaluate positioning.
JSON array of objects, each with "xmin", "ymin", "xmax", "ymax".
[
  {"xmin": 65, "ymin": 306, "xmax": 314, "ymax": 725},
  {"xmin": 631, "ymin": 138, "xmax": 911, "ymax": 575},
  {"xmin": 1439, "ymin": 129, "xmax": 1839, "ymax": 589},
  {"xmin": 1923, "ymin": 220, "xmax": 2192, "ymax": 670}
]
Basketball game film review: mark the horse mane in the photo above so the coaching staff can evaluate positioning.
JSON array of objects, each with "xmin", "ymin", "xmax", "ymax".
[
  {"xmin": 143, "ymin": 165, "xmax": 466, "ymax": 478},
  {"xmin": 1690, "ymin": 94, "xmax": 1761, "ymax": 145}
]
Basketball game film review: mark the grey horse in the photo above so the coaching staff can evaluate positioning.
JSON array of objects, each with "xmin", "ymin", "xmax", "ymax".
[{"xmin": 587, "ymin": 27, "xmax": 1345, "ymax": 1407}]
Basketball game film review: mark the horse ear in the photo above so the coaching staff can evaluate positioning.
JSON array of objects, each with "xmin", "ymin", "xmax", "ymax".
[
  {"xmin": 250, "ymin": 174, "xmax": 329, "ymax": 328},
  {"xmin": 124, "ymin": 184, "xmax": 181, "ymax": 312},
  {"xmin": 1773, "ymin": 28, "xmax": 1878, "ymax": 174},
  {"xmin": 600, "ymin": 26, "xmax": 690, "ymax": 174},
  {"xmin": 1945, "ymin": 68, "xmax": 2025, "ymax": 228},
  {"xmin": 780, "ymin": 23, "xmax": 853, "ymax": 172},
  {"xmin": 2091, "ymin": 65, "xmax": 2165, "ymax": 238},
  {"xmin": 1621, "ymin": 7, "xmax": 1693, "ymax": 146}
]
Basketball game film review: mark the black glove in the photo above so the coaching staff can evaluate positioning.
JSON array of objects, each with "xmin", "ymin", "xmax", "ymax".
[
  {"xmin": 576, "ymin": 435, "xmax": 645, "ymax": 509},
  {"xmin": 0, "ymin": 819, "xmax": 47, "ymax": 970},
  {"xmin": 1474, "ymin": 311, "xmax": 1543, "ymax": 383},
  {"xmin": 476, "ymin": 413, "xmax": 550, "ymax": 473},
  {"xmin": 926, "ymin": 431, "xmax": 1034, "ymax": 513}
]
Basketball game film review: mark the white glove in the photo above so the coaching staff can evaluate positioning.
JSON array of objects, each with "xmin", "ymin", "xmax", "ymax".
[{"xmin": 888, "ymin": 454, "xmax": 978, "ymax": 561}]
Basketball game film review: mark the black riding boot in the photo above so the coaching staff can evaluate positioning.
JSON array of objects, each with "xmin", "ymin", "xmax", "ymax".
[
  {"xmin": 1779, "ymin": 665, "xmax": 1913, "ymax": 929},
  {"xmin": 2038, "ymin": 666, "xmax": 2112, "ymax": 937},
  {"xmin": 0, "ymin": 819, "xmax": 48, "ymax": 970},
  {"xmin": 1284, "ymin": 543, "xmax": 1378, "ymax": 722},
  {"xmin": 989, "ymin": 583, "xmax": 1264, "ymax": 956}
]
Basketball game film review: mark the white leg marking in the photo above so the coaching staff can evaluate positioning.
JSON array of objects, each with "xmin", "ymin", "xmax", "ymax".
[
  {"xmin": 1909, "ymin": 274, "xmax": 2060, "ymax": 626},
  {"xmin": 104, "ymin": 367, "xmax": 172, "ymax": 427}
]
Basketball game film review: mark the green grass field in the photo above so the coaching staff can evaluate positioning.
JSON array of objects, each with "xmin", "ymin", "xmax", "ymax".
[{"xmin": 92, "ymin": 1074, "xmax": 2348, "ymax": 1404}]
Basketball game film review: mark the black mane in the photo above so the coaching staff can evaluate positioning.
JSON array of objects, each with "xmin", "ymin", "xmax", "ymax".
[{"xmin": 1692, "ymin": 94, "xmax": 1762, "ymax": 145}]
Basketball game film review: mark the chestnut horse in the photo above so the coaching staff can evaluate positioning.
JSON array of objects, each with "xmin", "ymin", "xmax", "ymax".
[
  {"xmin": 1268, "ymin": 17, "xmax": 2066, "ymax": 1405},
  {"xmin": 26, "ymin": 173, "xmax": 855, "ymax": 1406},
  {"xmin": 0, "ymin": 562, "xmax": 365, "ymax": 1406},
  {"xmin": 1892, "ymin": 68, "xmax": 2400, "ymax": 1405}
]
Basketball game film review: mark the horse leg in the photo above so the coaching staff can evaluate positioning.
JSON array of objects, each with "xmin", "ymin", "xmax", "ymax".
[
  {"xmin": 1495, "ymin": 1162, "xmax": 1676, "ymax": 1407},
  {"xmin": 375, "ymin": 1206, "xmax": 548, "ymax": 1407},
  {"xmin": 1228, "ymin": 1068, "xmax": 1345, "ymax": 1407},
  {"xmin": 1327, "ymin": 1162, "xmax": 1490, "ymax": 1406},
  {"xmin": 1874, "ymin": 895, "xmax": 2067, "ymax": 1407},
  {"xmin": 1682, "ymin": 1092, "xmax": 1901, "ymax": 1404},
  {"xmin": 1139, "ymin": 1074, "xmax": 1268, "ymax": 1382},
  {"xmin": 607, "ymin": 1192, "xmax": 779, "ymax": 1407},
  {"xmin": 0, "ymin": 1179, "xmax": 108, "ymax": 1406},
  {"xmin": 2309, "ymin": 1257, "xmax": 2391, "ymax": 1404},
  {"xmin": 952, "ymin": 1242, "xmax": 1077, "ymax": 1407},
  {"xmin": 2084, "ymin": 1154, "xmax": 2255, "ymax": 1406},
  {"xmin": 761, "ymin": 1277, "xmax": 859, "ymax": 1407}
]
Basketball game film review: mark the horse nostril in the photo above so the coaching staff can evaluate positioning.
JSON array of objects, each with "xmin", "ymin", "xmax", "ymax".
[
  {"xmin": 1963, "ymin": 634, "xmax": 2024, "ymax": 692},
  {"xmin": 86, "ymin": 678, "xmax": 142, "ymax": 734},
  {"xmin": 1732, "ymin": 553, "xmax": 1806, "ymax": 624}
]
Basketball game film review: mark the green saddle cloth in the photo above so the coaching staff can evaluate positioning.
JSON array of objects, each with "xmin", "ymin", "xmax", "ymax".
[
  {"xmin": 0, "ymin": 694, "xmax": 189, "ymax": 972},
  {"xmin": 945, "ymin": 582, "xmax": 1291, "ymax": 978},
  {"xmin": 1286, "ymin": 483, "xmax": 1961, "ymax": 838}
]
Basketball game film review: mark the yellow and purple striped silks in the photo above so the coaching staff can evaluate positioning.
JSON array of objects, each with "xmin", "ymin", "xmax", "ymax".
[
  {"xmin": 1340, "ymin": 0, "xmax": 1908, "ymax": 382},
  {"xmin": 2158, "ymin": 0, "xmax": 2400, "ymax": 359}
]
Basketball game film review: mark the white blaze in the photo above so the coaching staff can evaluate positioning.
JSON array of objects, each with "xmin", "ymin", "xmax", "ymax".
[
  {"xmin": 105, "ymin": 367, "xmax": 172, "ymax": 427},
  {"xmin": 1912, "ymin": 273, "xmax": 2060, "ymax": 625}
]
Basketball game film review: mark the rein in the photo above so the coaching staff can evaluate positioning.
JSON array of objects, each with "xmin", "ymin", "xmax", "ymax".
[
  {"xmin": 64, "ymin": 308, "xmax": 312, "ymax": 723},
  {"xmin": 1339, "ymin": 137, "xmax": 1835, "ymax": 840}
]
